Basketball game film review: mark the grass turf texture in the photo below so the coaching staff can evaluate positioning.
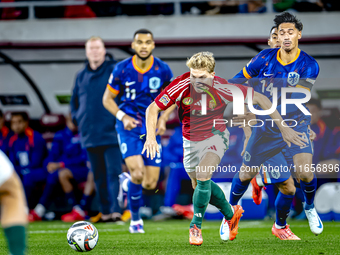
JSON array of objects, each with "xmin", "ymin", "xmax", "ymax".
[{"xmin": 1, "ymin": 220, "xmax": 339, "ymax": 254}]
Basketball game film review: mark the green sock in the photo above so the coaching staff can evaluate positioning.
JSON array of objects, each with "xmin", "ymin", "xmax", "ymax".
[
  {"xmin": 190, "ymin": 180, "xmax": 211, "ymax": 229},
  {"xmin": 4, "ymin": 225, "xmax": 26, "ymax": 255},
  {"xmin": 210, "ymin": 181, "xmax": 234, "ymax": 220}
]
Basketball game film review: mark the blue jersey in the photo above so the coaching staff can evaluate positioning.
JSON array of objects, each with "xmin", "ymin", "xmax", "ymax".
[
  {"xmin": 230, "ymin": 48, "xmax": 319, "ymax": 132},
  {"xmin": 107, "ymin": 55, "xmax": 173, "ymax": 132}
]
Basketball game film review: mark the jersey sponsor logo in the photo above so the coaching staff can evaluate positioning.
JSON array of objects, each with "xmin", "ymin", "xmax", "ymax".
[
  {"xmin": 108, "ymin": 74, "xmax": 113, "ymax": 84},
  {"xmin": 182, "ymin": 97, "xmax": 193, "ymax": 105},
  {"xmin": 125, "ymin": 81, "xmax": 136, "ymax": 86},
  {"xmin": 287, "ymin": 72, "xmax": 300, "ymax": 86},
  {"xmin": 149, "ymin": 77, "xmax": 161, "ymax": 90},
  {"xmin": 159, "ymin": 95, "xmax": 170, "ymax": 106},
  {"xmin": 244, "ymin": 151, "xmax": 251, "ymax": 162}
]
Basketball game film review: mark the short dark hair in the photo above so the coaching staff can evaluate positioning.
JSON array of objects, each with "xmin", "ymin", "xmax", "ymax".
[
  {"xmin": 269, "ymin": 25, "xmax": 277, "ymax": 37},
  {"xmin": 133, "ymin": 29, "xmax": 153, "ymax": 40},
  {"xmin": 307, "ymin": 98, "xmax": 322, "ymax": 109},
  {"xmin": 274, "ymin": 12, "xmax": 303, "ymax": 31},
  {"xmin": 11, "ymin": 111, "xmax": 29, "ymax": 121}
]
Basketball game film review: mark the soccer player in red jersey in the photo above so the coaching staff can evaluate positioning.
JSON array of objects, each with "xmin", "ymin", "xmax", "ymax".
[{"xmin": 142, "ymin": 52, "xmax": 305, "ymax": 245}]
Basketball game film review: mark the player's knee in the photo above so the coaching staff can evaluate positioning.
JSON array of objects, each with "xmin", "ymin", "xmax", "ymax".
[
  {"xmin": 130, "ymin": 171, "xmax": 143, "ymax": 184},
  {"xmin": 143, "ymin": 180, "xmax": 157, "ymax": 190},
  {"xmin": 298, "ymin": 171, "xmax": 314, "ymax": 182},
  {"xmin": 239, "ymin": 171, "xmax": 253, "ymax": 182},
  {"xmin": 280, "ymin": 184, "xmax": 296, "ymax": 196}
]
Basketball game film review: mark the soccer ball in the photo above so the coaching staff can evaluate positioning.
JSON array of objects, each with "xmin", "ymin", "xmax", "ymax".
[{"xmin": 67, "ymin": 221, "xmax": 99, "ymax": 252}]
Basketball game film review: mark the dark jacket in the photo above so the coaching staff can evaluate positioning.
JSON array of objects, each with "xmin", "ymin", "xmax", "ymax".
[
  {"xmin": 70, "ymin": 60, "xmax": 118, "ymax": 148},
  {"xmin": 8, "ymin": 128, "xmax": 47, "ymax": 176}
]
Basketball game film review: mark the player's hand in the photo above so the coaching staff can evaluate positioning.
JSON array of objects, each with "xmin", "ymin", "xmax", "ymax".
[
  {"xmin": 280, "ymin": 127, "xmax": 306, "ymax": 148},
  {"xmin": 232, "ymin": 112, "xmax": 256, "ymax": 127},
  {"xmin": 241, "ymin": 136, "xmax": 250, "ymax": 156},
  {"xmin": 309, "ymin": 127, "xmax": 316, "ymax": 142},
  {"xmin": 47, "ymin": 162, "xmax": 62, "ymax": 173},
  {"xmin": 142, "ymin": 138, "xmax": 159, "ymax": 160},
  {"xmin": 155, "ymin": 117, "xmax": 167, "ymax": 136},
  {"xmin": 122, "ymin": 115, "xmax": 139, "ymax": 131}
]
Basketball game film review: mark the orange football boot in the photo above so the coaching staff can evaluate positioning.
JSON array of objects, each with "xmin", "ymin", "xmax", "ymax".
[
  {"xmin": 251, "ymin": 176, "xmax": 266, "ymax": 205},
  {"xmin": 228, "ymin": 205, "xmax": 244, "ymax": 241},
  {"xmin": 189, "ymin": 224, "xmax": 203, "ymax": 246},
  {"xmin": 272, "ymin": 224, "xmax": 301, "ymax": 240}
]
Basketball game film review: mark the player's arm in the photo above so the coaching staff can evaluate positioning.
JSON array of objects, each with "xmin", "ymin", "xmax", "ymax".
[
  {"xmin": 102, "ymin": 85, "xmax": 139, "ymax": 131},
  {"xmin": 142, "ymin": 102, "xmax": 163, "ymax": 160},
  {"xmin": 156, "ymin": 105, "xmax": 176, "ymax": 136},
  {"xmin": 252, "ymin": 91, "xmax": 306, "ymax": 147}
]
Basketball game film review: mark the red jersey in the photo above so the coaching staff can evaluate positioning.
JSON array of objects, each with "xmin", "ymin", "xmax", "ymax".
[{"xmin": 155, "ymin": 72, "xmax": 252, "ymax": 141}]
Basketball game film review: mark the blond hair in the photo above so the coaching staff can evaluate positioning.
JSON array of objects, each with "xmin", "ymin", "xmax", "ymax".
[
  {"xmin": 85, "ymin": 36, "xmax": 105, "ymax": 47},
  {"xmin": 186, "ymin": 51, "xmax": 215, "ymax": 73}
]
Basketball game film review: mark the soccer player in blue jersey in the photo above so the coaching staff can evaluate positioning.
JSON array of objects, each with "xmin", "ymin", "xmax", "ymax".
[
  {"xmin": 103, "ymin": 29, "xmax": 174, "ymax": 233},
  {"xmin": 229, "ymin": 12, "xmax": 323, "ymax": 236},
  {"xmin": 233, "ymin": 25, "xmax": 302, "ymax": 240}
]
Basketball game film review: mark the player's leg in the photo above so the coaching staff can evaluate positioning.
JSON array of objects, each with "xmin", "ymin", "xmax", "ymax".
[
  {"xmin": 0, "ymin": 172, "xmax": 27, "ymax": 255},
  {"xmin": 124, "ymin": 155, "xmax": 145, "ymax": 233},
  {"xmin": 142, "ymin": 166, "xmax": 160, "ymax": 190},
  {"xmin": 229, "ymin": 132, "xmax": 284, "ymax": 206},
  {"xmin": 293, "ymin": 152, "xmax": 322, "ymax": 235},
  {"xmin": 272, "ymin": 177, "xmax": 300, "ymax": 240},
  {"xmin": 289, "ymin": 125, "xmax": 322, "ymax": 235},
  {"xmin": 29, "ymin": 170, "xmax": 60, "ymax": 221}
]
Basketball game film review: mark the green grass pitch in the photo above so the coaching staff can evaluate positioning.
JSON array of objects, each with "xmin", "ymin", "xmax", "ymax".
[{"xmin": 1, "ymin": 220, "xmax": 339, "ymax": 254}]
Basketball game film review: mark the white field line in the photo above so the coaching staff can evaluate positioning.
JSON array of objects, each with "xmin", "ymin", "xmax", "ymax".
[{"xmin": 28, "ymin": 222, "xmax": 339, "ymax": 234}]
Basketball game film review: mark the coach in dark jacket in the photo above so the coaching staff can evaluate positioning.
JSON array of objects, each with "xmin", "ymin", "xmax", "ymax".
[{"xmin": 70, "ymin": 36, "xmax": 122, "ymax": 222}]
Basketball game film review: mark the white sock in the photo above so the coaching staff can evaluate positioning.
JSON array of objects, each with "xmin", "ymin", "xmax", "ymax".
[
  {"xmin": 34, "ymin": 204, "xmax": 46, "ymax": 217},
  {"xmin": 131, "ymin": 219, "xmax": 143, "ymax": 225},
  {"xmin": 256, "ymin": 176, "xmax": 265, "ymax": 187},
  {"xmin": 275, "ymin": 223, "xmax": 286, "ymax": 229}
]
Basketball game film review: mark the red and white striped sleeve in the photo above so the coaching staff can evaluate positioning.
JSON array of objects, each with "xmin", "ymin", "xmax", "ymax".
[{"xmin": 155, "ymin": 72, "xmax": 190, "ymax": 110}]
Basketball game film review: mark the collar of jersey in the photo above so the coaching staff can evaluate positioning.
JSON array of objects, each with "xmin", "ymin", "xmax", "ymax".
[
  {"xmin": 276, "ymin": 48, "xmax": 301, "ymax": 66},
  {"xmin": 132, "ymin": 55, "xmax": 154, "ymax": 74}
]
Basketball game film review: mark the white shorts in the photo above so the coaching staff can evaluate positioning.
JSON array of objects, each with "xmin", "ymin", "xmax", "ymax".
[
  {"xmin": 183, "ymin": 129, "xmax": 230, "ymax": 173},
  {"xmin": 0, "ymin": 150, "xmax": 14, "ymax": 187}
]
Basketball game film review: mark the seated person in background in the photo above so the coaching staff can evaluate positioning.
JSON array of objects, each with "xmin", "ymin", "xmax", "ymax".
[
  {"xmin": 8, "ymin": 112, "xmax": 47, "ymax": 209},
  {"xmin": 0, "ymin": 110, "xmax": 12, "ymax": 155},
  {"xmin": 29, "ymin": 113, "xmax": 91, "ymax": 222},
  {"xmin": 307, "ymin": 98, "xmax": 340, "ymax": 186}
]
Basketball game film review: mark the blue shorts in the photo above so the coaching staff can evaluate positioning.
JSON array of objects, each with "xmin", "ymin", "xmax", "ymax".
[
  {"xmin": 68, "ymin": 166, "xmax": 89, "ymax": 184},
  {"xmin": 243, "ymin": 123, "xmax": 313, "ymax": 168},
  {"xmin": 260, "ymin": 151, "xmax": 293, "ymax": 185},
  {"xmin": 117, "ymin": 128, "xmax": 162, "ymax": 167}
]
